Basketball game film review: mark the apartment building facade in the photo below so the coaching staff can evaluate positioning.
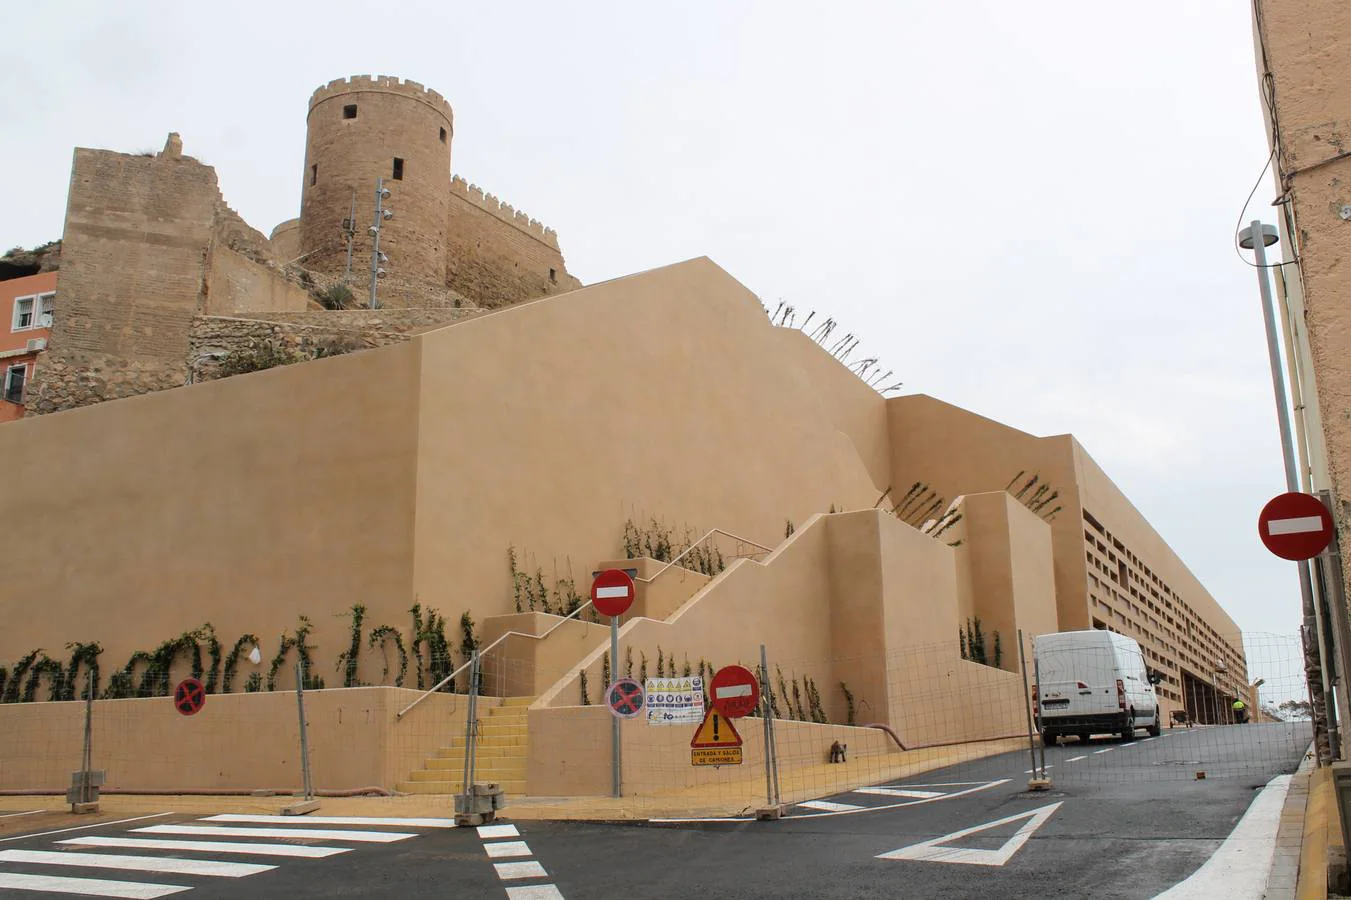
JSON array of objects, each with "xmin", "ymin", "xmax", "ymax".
[{"xmin": 0, "ymin": 271, "xmax": 55, "ymax": 422}]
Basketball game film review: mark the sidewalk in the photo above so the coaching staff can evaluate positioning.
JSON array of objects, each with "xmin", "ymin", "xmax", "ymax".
[
  {"xmin": 1293, "ymin": 750, "xmax": 1349, "ymax": 900},
  {"xmin": 0, "ymin": 738, "xmax": 1025, "ymax": 826}
]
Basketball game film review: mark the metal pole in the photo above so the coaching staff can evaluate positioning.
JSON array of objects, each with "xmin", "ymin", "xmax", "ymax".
[
  {"xmin": 461, "ymin": 650, "xmax": 480, "ymax": 805},
  {"xmin": 611, "ymin": 616, "xmax": 621, "ymax": 799},
  {"xmin": 1033, "ymin": 649, "xmax": 1046, "ymax": 775},
  {"xmin": 369, "ymin": 178, "xmax": 385, "ymax": 309},
  {"xmin": 759, "ymin": 645, "xmax": 773, "ymax": 807},
  {"xmin": 1252, "ymin": 221, "xmax": 1336, "ymax": 760},
  {"xmin": 295, "ymin": 661, "xmax": 313, "ymax": 801},
  {"xmin": 81, "ymin": 670, "xmax": 93, "ymax": 804},
  {"xmin": 1018, "ymin": 629, "xmax": 1039, "ymax": 777},
  {"xmin": 1320, "ymin": 490, "xmax": 1351, "ymax": 753}
]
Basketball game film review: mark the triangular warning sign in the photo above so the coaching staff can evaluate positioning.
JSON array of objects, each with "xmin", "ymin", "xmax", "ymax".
[
  {"xmin": 690, "ymin": 706, "xmax": 742, "ymax": 748},
  {"xmin": 876, "ymin": 802, "xmax": 1061, "ymax": 867}
]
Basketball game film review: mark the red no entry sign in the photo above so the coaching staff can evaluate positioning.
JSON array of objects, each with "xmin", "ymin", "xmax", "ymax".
[
  {"xmin": 1258, "ymin": 492, "xmax": 1334, "ymax": 561},
  {"xmin": 607, "ymin": 678, "xmax": 645, "ymax": 719},
  {"xmin": 174, "ymin": 677, "xmax": 206, "ymax": 716},
  {"xmin": 709, "ymin": 665, "xmax": 760, "ymax": 718},
  {"xmin": 592, "ymin": 569, "xmax": 636, "ymax": 618}
]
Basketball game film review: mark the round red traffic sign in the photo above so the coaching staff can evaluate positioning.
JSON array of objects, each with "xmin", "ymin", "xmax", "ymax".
[
  {"xmin": 174, "ymin": 677, "xmax": 206, "ymax": 716},
  {"xmin": 591, "ymin": 569, "xmax": 636, "ymax": 618},
  {"xmin": 1258, "ymin": 492, "xmax": 1334, "ymax": 561},
  {"xmin": 709, "ymin": 665, "xmax": 760, "ymax": 718},
  {"xmin": 607, "ymin": 678, "xmax": 645, "ymax": 719}
]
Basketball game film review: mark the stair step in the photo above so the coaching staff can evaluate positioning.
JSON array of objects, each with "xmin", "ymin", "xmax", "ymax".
[
  {"xmin": 428, "ymin": 751, "xmax": 526, "ymax": 767},
  {"xmin": 499, "ymin": 696, "xmax": 535, "ymax": 707},
  {"xmin": 396, "ymin": 779, "xmax": 525, "ymax": 796}
]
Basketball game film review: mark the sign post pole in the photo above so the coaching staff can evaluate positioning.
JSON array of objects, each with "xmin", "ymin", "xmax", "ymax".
[
  {"xmin": 611, "ymin": 616, "xmax": 621, "ymax": 799},
  {"xmin": 760, "ymin": 645, "xmax": 773, "ymax": 808}
]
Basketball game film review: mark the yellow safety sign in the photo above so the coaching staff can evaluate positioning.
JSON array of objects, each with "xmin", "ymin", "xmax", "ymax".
[{"xmin": 690, "ymin": 706, "xmax": 743, "ymax": 766}]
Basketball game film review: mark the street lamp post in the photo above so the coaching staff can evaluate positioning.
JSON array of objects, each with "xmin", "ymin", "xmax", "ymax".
[{"xmin": 1240, "ymin": 220, "xmax": 1337, "ymax": 758}]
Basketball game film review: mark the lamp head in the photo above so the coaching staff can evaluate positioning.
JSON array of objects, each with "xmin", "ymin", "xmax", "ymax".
[{"xmin": 1239, "ymin": 223, "xmax": 1279, "ymax": 249}]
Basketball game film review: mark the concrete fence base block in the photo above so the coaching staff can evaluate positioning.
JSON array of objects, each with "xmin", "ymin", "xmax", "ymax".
[
  {"xmin": 251, "ymin": 790, "xmax": 278, "ymax": 797},
  {"xmin": 454, "ymin": 811, "xmax": 495, "ymax": 827},
  {"xmin": 755, "ymin": 805, "xmax": 787, "ymax": 820},
  {"xmin": 280, "ymin": 800, "xmax": 321, "ymax": 816},
  {"xmin": 69, "ymin": 802, "xmax": 100, "ymax": 815},
  {"xmin": 1027, "ymin": 777, "xmax": 1053, "ymax": 792}
]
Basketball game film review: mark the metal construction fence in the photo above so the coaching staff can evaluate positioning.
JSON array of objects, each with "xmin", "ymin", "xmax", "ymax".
[{"xmin": 0, "ymin": 630, "xmax": 1316, "ymax": 817}]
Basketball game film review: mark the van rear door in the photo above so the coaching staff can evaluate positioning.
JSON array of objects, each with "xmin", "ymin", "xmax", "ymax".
[{"xmin": 1036, "ymin": 637, "xmax": 1116, "ymax": 720}]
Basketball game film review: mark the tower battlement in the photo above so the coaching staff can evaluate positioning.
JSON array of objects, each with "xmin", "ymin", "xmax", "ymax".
[
  {"xmin": 450, "ymin": 176, "xmax": 560, "ymax": 249},
  {"xmin": 308, "ymin": 74, "xmax": 454, "ymax": 126}
]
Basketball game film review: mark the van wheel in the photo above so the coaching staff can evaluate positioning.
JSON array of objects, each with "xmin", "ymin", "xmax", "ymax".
[
  {"xmin": 1119, "ymin": 711, "xmax": 1135, "ymax": 742},
  {"xmin": 1078, "ymin": 732, "xmax": 1091, "ymax": 744},
  {"xmin": 1147, "ymin": 708, "xmax": 1162, "ymax": 737},
  {"xmin": 1042, "ymin": 730, "xmax": 1058, "ymax": 747}
]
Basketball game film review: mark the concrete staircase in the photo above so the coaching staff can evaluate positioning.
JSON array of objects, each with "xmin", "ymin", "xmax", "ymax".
[{"xmin": 396, "ymin": 696, "xmax": 532, "ymax": 795}]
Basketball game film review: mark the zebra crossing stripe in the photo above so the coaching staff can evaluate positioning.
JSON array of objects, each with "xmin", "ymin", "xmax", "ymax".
[
  {"xmin": 0, "ymin": 872, "xmax": 189, "ymax": 898},
  {"xmin": 0, "ymin": 849, "xmax": 273, "ymax": 878},
  {"xmin": 201, "ymin": 814, "xmax": 455, "ymax": 828},
  {"xmin": 133, "ymin": 824, "xmax": 414, "ymax": 843},
  {"xmin": 506, "ymin": 886, "xmax": 566, "ymax": 899},
  {"xmin": 484, "ymin": 841, "xmax": 532, "ymax": 859},
  {"xmin": 61, "ymin": 836, "xmax": 350, "ymax": 858},
  {"xmin": 494, "ymin": 861, "xmax": 549, "ymax": 880}
]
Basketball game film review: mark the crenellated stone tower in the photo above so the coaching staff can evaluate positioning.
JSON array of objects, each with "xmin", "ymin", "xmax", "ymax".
[{"xmin": 299, "ymin": 76, "xmax": 454, "ymax": 286}]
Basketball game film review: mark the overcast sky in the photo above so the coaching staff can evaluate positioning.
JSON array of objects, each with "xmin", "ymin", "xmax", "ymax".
[{"xmin": 4, "ymin": 3, "xmax": 1304, "ymax": 653}]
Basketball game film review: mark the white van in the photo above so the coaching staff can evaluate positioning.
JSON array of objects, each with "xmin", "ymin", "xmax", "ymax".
[{"xmin": 1034, "ymin": 630, "xmax": 1162, "ymax": 745}]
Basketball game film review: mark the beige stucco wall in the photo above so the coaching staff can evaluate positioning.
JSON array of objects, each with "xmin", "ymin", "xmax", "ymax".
[
  {"xmin": 0, "ymin": 688, "xmax": 465, "ymax": 792},
  {"xmin": 0, "ymin": 341, "xmax": 423, "ymax": 689}
]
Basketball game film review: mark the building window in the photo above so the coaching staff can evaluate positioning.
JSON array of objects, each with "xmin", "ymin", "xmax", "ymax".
[
  {"xmin": 310, "ymin": 164, "xmax": 317, "ymax": 186},
  {"xmin": 549, "ymin": 268, "xmax": 557, "ymax": 284},
  {"xmin": 392, "ymin": 157, "xmax": 404, "ymax": 181},
  {"xmin": 12, "ymin": 295, "xmax": 35, "ymax": 331},
  {"xmin": 3, "ymin": 364, "xmax": 25, "ymax": 404},
  {"xmin": 439, "ymin": 126, "xmax": 447, "ymax": 143},
  {"xmin": 343, "ymin": 104, "xmax": 357, "ymax": 119},
  {"xmin": 37, "ymin": 293, "xmax": 54, "ymax": 328}
]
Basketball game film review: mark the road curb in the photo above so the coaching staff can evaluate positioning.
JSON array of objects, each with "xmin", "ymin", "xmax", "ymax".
[{"xmin": 1295, "ymin": 764, "xmax": 1347, "ymax": 900}]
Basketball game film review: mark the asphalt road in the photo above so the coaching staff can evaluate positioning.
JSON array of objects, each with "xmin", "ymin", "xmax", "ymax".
[{"xmin": 0, "ymin": 722, "xmax": 1311, "ymax": 900}]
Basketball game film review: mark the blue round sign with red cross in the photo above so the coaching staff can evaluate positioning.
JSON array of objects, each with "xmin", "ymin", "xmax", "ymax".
[{"xmin": 607, "ymin": 678, "xmax": 645, "ymax": 719}]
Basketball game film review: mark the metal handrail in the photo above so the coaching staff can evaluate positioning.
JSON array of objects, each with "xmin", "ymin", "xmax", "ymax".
[
  {"xmin": 395, "ymin": 599, "xmax": 596, "ymax": 719},
  {"xmin": 633, "ymin": 528, "xmax": 774, "ymax": 584},
  {"xmin": 396, "ymin": 528, "xmax": 775, "ymax": 720}
]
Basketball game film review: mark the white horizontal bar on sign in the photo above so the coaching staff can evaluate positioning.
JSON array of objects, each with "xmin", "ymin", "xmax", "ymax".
[
  {"xmin": 1268, "ymin": 516, "xmax": 1325, "ymax": 535},
  {"xmin": 853, "ymin": 787, "xmax": 945, "ymax": 800},
  {"xmin": 594, "ymin": 586, "xmax": 630, "ymax": 599},
  {"xmin": 797, "ymin": 800, "xmax": 864, "ymax": 812},
  {"xmin": 714, "ymin": 684, "xmax": 753, "ymax": 699},
  {"xmin": 134, "ymin": 824, "xmax": 413, "ymax": 843},
  {"xmin": 0, "ymin": 849, "xmax": 274, "ymax": 878},
  {"xmin": 62, "ymin": 836, "xmax": 350, "ymax": 859},
  {"xmin": 202, "ymin": 814, "xmax": 454, "ymax": 828},
  {"xmin": 0, "ymin": 872, "xmax": 190, "ymax": 898}
]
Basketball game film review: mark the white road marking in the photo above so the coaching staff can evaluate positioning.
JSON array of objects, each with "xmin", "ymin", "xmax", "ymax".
[
  {"xmin": 652, "ymin": 779, "xmax": 1009, "ymax": 823},
  {"xmin": 594, "ymin": 586, "xmax": 630, "ymax": 599},
  {"xmin": 1153, "ymin": 774, "xmax": 1292, "ymax": 898},
  {"xmin": 1093, "ymin": 748, "xmax": 1114, "ymax": 755},
  {"xmin": 1066, "ymin": 755, "xmax": 1088, "ymax": 762},
  {"xmin": 0, "ymin": 810, "xmax": 42, "ymax": 820},
  {"xmin": 134, "ymin": 824, "xmax": 413, "ymax": 843},
  {"xmin": 853, "ymin": 788, "xmax": 945, "ymax": 800},
  {"xmin": 1268, "ymin": 515, "xmax": 1325, "ymax": 535},
  {"xmin": 484, "ymin": 841, "xmax": 532, "ymax": 858},
  {"xmin": 797, "ymin": 800, "xmax": 865, "ymax": 812},
  {"xmin": 0, "ymin": 872, "xmax": 189, "ymax": 898},
  {"xmin": 1024, "ymin": 766, "xmax": 1054, "ymax": 774},
  {"xmin": 0, "ymin": 813, "xmax": 173, "ymax": 845},
  {"xmin": 201, "ymin": 814, "xmax": 454, "ymax": 828},
  {"xmin": 62, "ymin": 836, "xmax": 350, "ymax": 858},
  {"xmin": 877, "ymin": 802, "xmax": 1063, "ymax": 867},
  {"xmin": 506, "ymin": 886, "xmax": 566, "ymax": 900},
  {"xmin": 1142, "ymin": 738, "xmax": 1156, "ymax": 742},
  {"xmin": 478, "ymin": 824, "xmax": 520, "ymax": 839},
  {"xmin": 494, "ymin": 861, "xmax": 549, "ymax": 880},
  {"xmin": 0, "ymin": 849, "xmax": 274, "ymax": 878}
]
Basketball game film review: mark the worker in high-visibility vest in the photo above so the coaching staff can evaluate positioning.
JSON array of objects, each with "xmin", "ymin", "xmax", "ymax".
[{"xmin": 1232, "ymin": 698, "xmax": 1249, "ymax": 724}]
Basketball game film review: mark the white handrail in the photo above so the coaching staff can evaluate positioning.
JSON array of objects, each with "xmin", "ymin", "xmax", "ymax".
[{"xmin": 396, "ymin": 528, "xmax": 774, "ymax": 720}]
